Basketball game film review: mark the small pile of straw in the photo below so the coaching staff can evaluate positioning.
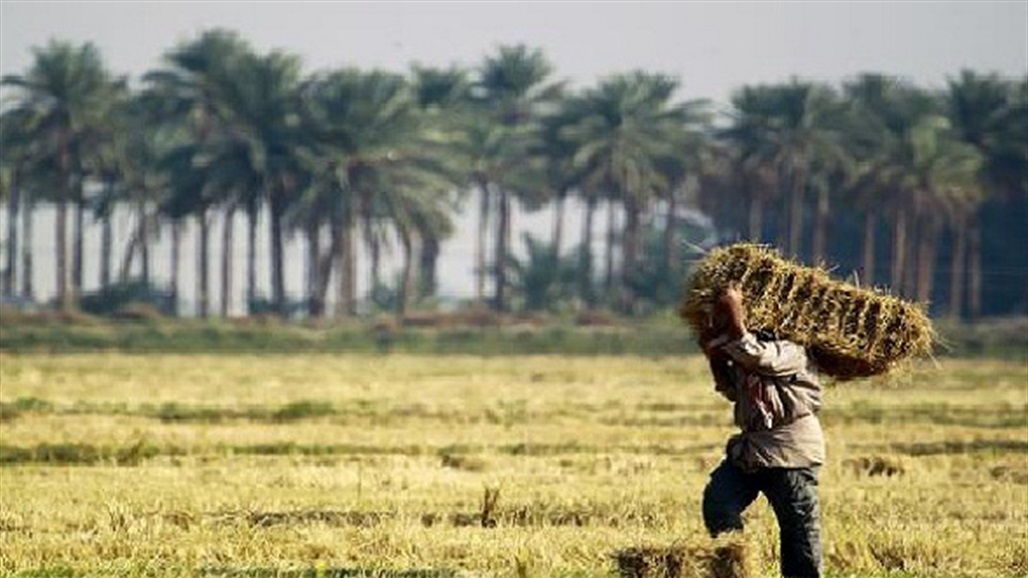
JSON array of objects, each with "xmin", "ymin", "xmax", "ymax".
[
  {"xmin": 678, "ymin": 243, "xmax": 935, "ymax": 380},
  {"xmin": 613, "ymin": 538, "xmax": 754, "ymax": 578}
]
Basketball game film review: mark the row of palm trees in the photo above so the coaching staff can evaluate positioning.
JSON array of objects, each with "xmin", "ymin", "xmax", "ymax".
[{"xmin": 2, "ymin": 29, "xmax": 1025, "ymax": 319}]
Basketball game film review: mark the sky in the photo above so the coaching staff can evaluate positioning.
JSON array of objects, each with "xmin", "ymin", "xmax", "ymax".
[
  {"xmin": 2, "ymin": 1, "xmax": 1027, "ymax": 108},
  {"xmin": 1, "ymin": 1, "xmax": 1026, "ymax": 307}
]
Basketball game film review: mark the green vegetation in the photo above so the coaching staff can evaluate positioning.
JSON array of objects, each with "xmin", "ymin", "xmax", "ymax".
[{"xmin": 1, "ymin": 312, "xmax": 1025, "ymax": 361}]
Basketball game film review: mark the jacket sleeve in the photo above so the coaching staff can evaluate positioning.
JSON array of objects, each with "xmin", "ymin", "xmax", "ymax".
[
  {"xmin": 721, "ymin": 332, "xmax": 809, "ymax": 377},
  {"xmin": 706, "ymin": 353, "xmax": 737, "ymax": 402}
]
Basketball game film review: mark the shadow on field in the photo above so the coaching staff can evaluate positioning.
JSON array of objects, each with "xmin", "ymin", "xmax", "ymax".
[
  {"xmin": 206, "ymin": 504, "xmax": 664, "ymax": 530},
  {"xmin": 888, "ymin": 439, "xmax": 1028, "ymax": 456}
]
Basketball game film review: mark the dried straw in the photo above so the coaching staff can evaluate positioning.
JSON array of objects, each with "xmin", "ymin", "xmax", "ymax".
[
  {"xmin": 678, "ymin": 243, "xmax": 935, "ymax": 380},
  {"xmin": 613, "ymin": 537, "xmax": 755, "ymax": 578}
]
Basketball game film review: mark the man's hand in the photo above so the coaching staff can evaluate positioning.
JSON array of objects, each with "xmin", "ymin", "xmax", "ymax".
[
  {"xmin": 721, "ymin": 283, "xmax": 743, "ymax": 308},
  {"xmin": 719, "ymin": 282, "xmax": 747, "ymax": 340}
]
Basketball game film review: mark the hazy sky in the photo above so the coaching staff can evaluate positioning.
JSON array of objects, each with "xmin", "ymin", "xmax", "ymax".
[{"xmin": 2, "ymin": 1, "xmax": 1026, "ymax": 107}]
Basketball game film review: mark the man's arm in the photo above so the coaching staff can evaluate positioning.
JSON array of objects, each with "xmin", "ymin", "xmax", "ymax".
[
  {"xmin": 700, "ymin": 290, "xmax": 740, "ymax": 401},
  {"xmin": 719, "ymin": 283, "xmax": 747, "ymax": 340},
  {"xmin": 717, "ymin": 283, "xmax": 808, "ymax": 377},
  {"xmin": 723, "ymin": 335, "xmax": 809, "ymax": 377}
]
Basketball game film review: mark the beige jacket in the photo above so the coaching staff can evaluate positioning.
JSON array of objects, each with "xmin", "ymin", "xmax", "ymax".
[{"xmin": 711, "ymin": 332, "xmax": 825, "ymax": 472}]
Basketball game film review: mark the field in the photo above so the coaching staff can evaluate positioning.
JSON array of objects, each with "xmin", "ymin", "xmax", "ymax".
[{"xmin": 0, "ymin": 353, "xmax": 1025, "ymax": 577}]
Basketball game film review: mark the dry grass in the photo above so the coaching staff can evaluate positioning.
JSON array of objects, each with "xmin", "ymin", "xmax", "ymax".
[
  {"xmin": 613, "ymin": 537, "xmax": 755, "ymax": 578},
  {"xmin": 679, "ymin": 243, "xmax": 935, "ymax": 380},
  {"xmin": 0, "ymin": 353, "xmax": 1025, "ymax": 577}
]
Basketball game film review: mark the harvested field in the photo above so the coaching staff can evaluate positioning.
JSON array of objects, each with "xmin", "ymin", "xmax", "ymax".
[{"xmin": 0, "ymin": 353, "xmax": 1025, "ymax": 577}]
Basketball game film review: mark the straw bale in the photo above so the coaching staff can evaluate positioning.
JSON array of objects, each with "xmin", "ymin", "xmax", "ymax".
[
  {"xmin": 679, "ymin": 243, "xmax": 935, "ymax": 380},
  {"xmin": 613, "ymin": 537, "xmax": 755, "ymax": 578}
]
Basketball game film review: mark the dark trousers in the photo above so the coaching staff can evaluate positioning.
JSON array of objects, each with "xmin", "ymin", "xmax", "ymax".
[{"xmin": 702, "ymin": 460, "xmax": 822, "ymax": 578}]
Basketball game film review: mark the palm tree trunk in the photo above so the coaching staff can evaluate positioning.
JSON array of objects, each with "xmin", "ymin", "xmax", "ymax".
[
  {"xmin": 316, "ymin": 222, "xmax": 336, "ymax": 318},
  {"xmin": 475, "ymin": 182, "xmax": 490, "ymax": 304},
  {"xmin": 198, "ymin": 210, "xmax": 210, "ymax": 319},
  {"xmin": 890, "ymin": 203, "xmax": 907, "ymax": 295},
  {"xmin": 220, "ymin": 205, "xmax": 235, "ymax": 318},
  {"xmin": 21, "ymin": 190, "xmax": 34, "ymax": 301},
  {"xmin": 418, "ymin": 235, "xmax": 439, "ymax": 299},
  {"xmin": 398, "ymin": 227, "xmax": 415, "ymax": 316},
  {"xmin": 811, "ymin": 188, "xmax": 829, "ymax": 263},
  {"xmin": 99, "ymin": 180, "xmax": 113, "ymax": 290},
  {"xmin": 270, "ymin": 192, "xmax": 286, "ymax": 318},
  {"xmin": 246, "ymin": 201, "xmax": 258, "ymax": 314},
  {"xmin": 787, "ymin": 178, "xmax": 805, "ymax": 259},
  {"xmin": 332, "ymin": 212, "xmax": 346, "ymax": 318},
  {"xmin": 57, "ymin": 135, "xmax": 72, "ymax": 312},
  {"xmin": 915, "ymin": 215, "xmax": 937, "ymax": 304},
  {"xmin": 139, "ymin": 202, "xmax": 150, "ymax": 287},
  {"xmin": 621, "ymin": 197, "xmax": 641, "ymax": 312},
  {"xmin": 306, "ymin": 221, "xmax": 322, "ymax": 318},
  {"xmin": 73, "ymin": 190, "xmax": 84, "ymax": 299},
  {"xmin": 604, "ymin": 199, "xmax": 617, "ymax": 295},
  {"xmin": 4, "ymin": 179, "xmax": 19, "ymax": 296},
  {"xmin": 100, "ymin": 213, "xmax": 112, "ymax": 289},
  {"xmin": 903, "ymin": 203, "xmax": 921, "ymax": 299},
  {"xmin": 119, "ymin": 226, "xmax": 138, "ymax": 284},
  {"xmin": 170, "ymin": 220, "xmax": 181, "ymax": 317},
  {"xmin": 336, "ymin": 191, "xmax": 357, "ymax": 318},
  {"xmin": 581, "ymin": 195, "xmax": 597, "ymax": 307},
  {"xmin": 948, "ymin": 215, "xmax": 967, "ymax": 319},
  {"xmin": 551, "ymin": 190, "xmax": 566, "ymax": 259},
  {"xmin": 56, "ymin": 198, "xmax": 70, "ymax": 312},
  {"xmin": 368, "ymin": 225, "xmax": 381, "ymax": 294},
  {"xmin": 407, "ymin": 231, "xmax": 420, "ymax": 310},
  {"xmin": 663, "ymin": 189, "xmax": 678, "ymax": 276},
  {"xmin": 493, "ymin": 188, "xmax": 510, "ymax": 312},
  {"xmin": 968, "ymin": 217, "xmax": 982, "ymax": 319},
  {"xmin": 861, "ymin": 211, "xmax": 876, "ymax": 288},
  {"xmin": 747, "ymin": 194, "xmax": 764, "ymax": 242}
]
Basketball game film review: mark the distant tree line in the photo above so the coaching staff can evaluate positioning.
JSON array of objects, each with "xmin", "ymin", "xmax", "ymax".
[{"xmin": 1, "ymin": 29, "xmax": 1025, "ymax": 319}]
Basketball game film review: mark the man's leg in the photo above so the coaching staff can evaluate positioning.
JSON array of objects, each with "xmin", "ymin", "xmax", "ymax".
[
  {"xmin": 702, "ymin": 460, "xmax": 760, "ymax": 536},
  {"xmin": 763, "ymin": 467, "xmax": 822, "ymax": 578}
]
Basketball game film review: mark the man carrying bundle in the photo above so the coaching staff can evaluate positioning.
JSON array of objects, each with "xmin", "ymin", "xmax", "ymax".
[{"xmin": 699, "ymin": 283, "xmax": 825, "ymax": 578}]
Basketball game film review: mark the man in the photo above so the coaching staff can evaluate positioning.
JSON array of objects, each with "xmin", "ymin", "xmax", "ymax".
[{"xmin": 699, "ymin": 283, "xmax": 825, "ymax": 578}]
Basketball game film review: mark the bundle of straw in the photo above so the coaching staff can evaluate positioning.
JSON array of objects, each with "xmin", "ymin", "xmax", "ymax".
[
  {"xmin": 613, "ymin": 539, "xmax": 754, "ymax": 578},
  {"xmin": 678, "ymin": 243, "xmax": 935, "ymax": 380}
]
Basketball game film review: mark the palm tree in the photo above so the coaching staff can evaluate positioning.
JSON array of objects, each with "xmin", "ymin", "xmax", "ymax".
[
  {"xmin": 302, "ymin": 67, "xmax": 459, "ymax": 317},
  {"xmin": 0, "ymin": 106, "xmax": 48, "ymax": 302},
  {"xmin": 561, "ymin": 71, "xmax": 696, "ymax": 310},
  {"xmin": 722, "ymin": 80, "xmax": 848, "ymax": 262},
  {"xmin": 841, "ymin": 74, "xmax": 940, "ymax": 294},
  {"xmin": 2, "ymin": 40, "xmax": 119, "ymax": 311},
  {"xmin": 903, "ymin": 114, "xmax": 983, "ymax": 304},
  {"xmin": 212, "ymin": 49, "xmax": 307, "ymax": 317},
  {"xmin": 411, "ymin": 65, "xmax": 472, "ymax": 300},
  {"xmin": 944, "ymin": 70, "xmax": 1027, "ymax": 318},
  {"xmin": 0, "ymin": 107, "xmax": 38, "ymax": 298},
  {"xmin": 536, "ymin": 90, "xmax": 587, "ymax": 265},
  {"xmin": 840, "ymin": 73, "xmax": 898, "ymax": 287},
  {"xmin": 654, "ymin": 103, "xmax": 713, "ymax": 285},
  {"xmin": 472, "ymin": 44, "xmax": 561, "ymax": 312},
  {"xmin": 303, "ymin": 68, "xmax": 405, "ymax": 317},
  {"xmin": 159, "ymin": 139, "xmax": 219, "ymax": 317},
  {"xmin": 145, "ymin": 29, "xmax": 256, "ymax": 317}
]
